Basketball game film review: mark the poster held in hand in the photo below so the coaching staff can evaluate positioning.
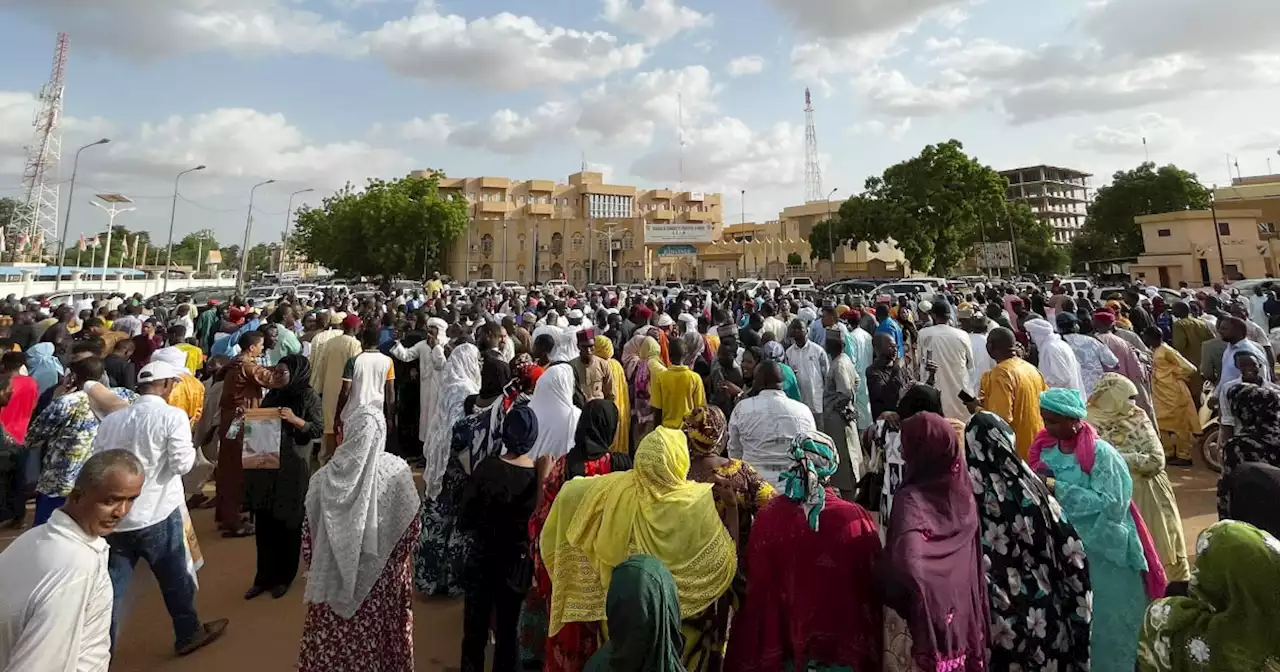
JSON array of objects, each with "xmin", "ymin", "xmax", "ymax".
[{"xmin": 241, "ymin": 407, "xmax": 282, "ymax": 469}]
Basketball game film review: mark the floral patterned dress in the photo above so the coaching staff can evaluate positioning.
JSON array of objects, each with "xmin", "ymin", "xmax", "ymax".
[
  {"xmin": 964, "ymin": 412, "xmax": 1093, "ymax": 672},
  {"xmin": 413, "ymin": 397, "xmax": 506, "ymax": 596},
  {"xmin": 683, "ymin": 458, "xmax": 777, "ymax": 672},
  {"xmin": 299, "ymin": 517, "xmax": 421, "ymax": 672}
]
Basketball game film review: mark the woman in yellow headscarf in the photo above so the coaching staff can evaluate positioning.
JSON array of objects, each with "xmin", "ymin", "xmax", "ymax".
[
  {"xmin": 630, "ymin": 336, "xmax": 667, "ymax": 443},
  {"xmin": 594, "ymin": 335, "xmax": 630, "ymax": 454},
  {"xmin": 541, "ymin": 426, "xmax": 737, "ymax": 670},
  {"xmin": 1105, "ymin": 299, "xmax": 1135, "ymax": 330},
  {"xmin": 1086, "ymin": 373, "xmax": 1191, "ymax": 582}
]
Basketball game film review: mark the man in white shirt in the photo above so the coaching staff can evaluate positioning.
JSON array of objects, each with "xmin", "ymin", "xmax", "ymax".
[
  {"xmin": 0, "ymin": 450, "xmax": 143, "ymax": 672},
  {"xmin": 110, "ymin": 304, "xmax": 144, "ymax": 338},
  {"xmin": 92, "ymin": 361, "xmax": 227, "ymax": 656},
  {"xmin": 728, "ymin": 361, "xmax": 817, "ymax": 487},
  {"xmin": 916, "ymin": 301, "xmax": 975, "ymax": 422},
  {"xmin": 389, "ymin": 316, "xmax": 448, "ymax": 455},
  {"xmin": 784, "ymin": 318, "xmax": 829, "ymax": 417}
]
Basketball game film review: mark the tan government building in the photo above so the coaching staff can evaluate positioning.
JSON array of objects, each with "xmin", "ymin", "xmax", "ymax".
[
  {"xmin": 1130, "ymin": 174, "xmax": 1280, "ymax": 286},
  {"xmin": 416, "ymin": 170, "xmax": 908, "ymax": 285}
]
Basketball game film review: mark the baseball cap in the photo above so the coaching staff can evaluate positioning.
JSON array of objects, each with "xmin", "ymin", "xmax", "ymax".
[{"xmin": 138, "ymin": 361, "xmax": 181, "ymax": 384}]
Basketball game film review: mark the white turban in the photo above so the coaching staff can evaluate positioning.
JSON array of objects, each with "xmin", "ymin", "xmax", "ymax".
[{"xmin": 152, "ymin": 346, "xmax": 191, "ymax": 374}]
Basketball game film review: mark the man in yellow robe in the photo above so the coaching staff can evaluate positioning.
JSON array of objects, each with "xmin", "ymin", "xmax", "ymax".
[
  {"xmin": 1142, "ymin": 326, "xmax": 1200, "ymax": 466},
  {"xmin": 978, "ymin": 327, "xmax": 1048, "ymax": 460}
]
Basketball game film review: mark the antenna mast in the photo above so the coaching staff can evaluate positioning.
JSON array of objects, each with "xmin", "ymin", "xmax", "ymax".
[
  {"xmin": 10, "ymin": 32, "xmax": 70, "ymax": 260},
  {"xmin": 803, "ymin": 87, "xmax": 823, "ymax": 203}
]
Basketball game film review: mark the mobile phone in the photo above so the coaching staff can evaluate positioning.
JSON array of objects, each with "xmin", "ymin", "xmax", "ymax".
[{"xmin": 958, "ymin": 390, "xmax": 977, "ymax": 404}]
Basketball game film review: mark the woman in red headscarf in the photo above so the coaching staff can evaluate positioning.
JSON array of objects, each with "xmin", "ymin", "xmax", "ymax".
[{"xmin": 879, "ymin": 412, "xmax": 989, "ymax": 672}]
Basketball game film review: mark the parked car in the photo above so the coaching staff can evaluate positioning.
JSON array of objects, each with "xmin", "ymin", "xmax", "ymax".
[
  {"xmin": 823, "ymin": 280, "xmax": 878, "ymax": 295},
  {"xmin": 781, "ymin": 277, "xmax": 815, "ymax": 291},
  {"xmin": 872, "ymin": 282, "xmax": 935, "ymax": 301},
  {"xmin": 499, "ymin": 281, "xmax": 526, "ymax": 294}
]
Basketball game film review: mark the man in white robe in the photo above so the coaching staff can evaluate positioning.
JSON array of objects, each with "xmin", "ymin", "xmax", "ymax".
[
  {"xmin": 388, "ymin": 318, "xmax": 448, "ymax": 454},
  {"xmin": 784, "ymin": 318, "xmax": 830, "ymax": 417},
  {"xmin": 916, "ymin": 301, "xmax": 975, "ymax": 422}
]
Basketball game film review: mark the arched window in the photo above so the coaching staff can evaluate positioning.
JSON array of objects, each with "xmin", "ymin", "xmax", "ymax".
[
  {"xmin": 551, "ymin": 232, "xmax": 563, "ymax": 256},
  {"xmin": 571, "ymin": 232, "xmax": 583, "ymax": 252},
  {"xmin": 572, "ymin": 266, "xmax": 584, "ymax": 285},
  {"xmin": 550, "ymin": 262, "xmax": 563, "ymax": 279},
  {"xmin": 517, "ymin": 265, "xmax": 526, "ymax": 282},
  {"xmin": 481, "ymin": 234, "xmax": 494, "ymax": 256},
  {"xmin": 621, "ymin": 230, "xmax": 634, "ymax": 250},
  {"xmin": 480, "ymin": 263, "xmax": 493, "ymax": 278},
  {"xmin": 518, "ymin": 234, "xmax": 526, "ymax": 252}
]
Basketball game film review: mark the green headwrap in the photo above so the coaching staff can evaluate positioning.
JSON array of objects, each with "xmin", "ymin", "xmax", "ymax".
[
  {"xmin": 1039, "ymin": 388, "xmax": 1087, "ymax": 419},
  {"xmin": 779, "ymin": 430, "xmax": 840, "ymax": 532},
  {"xmin": 584, "ymin": 555, "xmax": 686, "ymax": 672}
]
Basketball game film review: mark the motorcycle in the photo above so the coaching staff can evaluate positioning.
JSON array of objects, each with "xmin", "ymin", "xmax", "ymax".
[{"xmin": 1195, "ymin": 381, "xmax": 1223, "ymax": 473}]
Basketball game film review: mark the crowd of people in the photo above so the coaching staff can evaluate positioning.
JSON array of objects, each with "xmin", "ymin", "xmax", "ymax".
[{"xmin": 0, "ymin": 274, "xmax": 1278, "ymax": 671}]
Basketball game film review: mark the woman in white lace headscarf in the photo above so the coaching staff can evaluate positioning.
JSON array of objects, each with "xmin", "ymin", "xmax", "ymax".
[
  {"xmin": 526, "ymin": 364, "xmax": 582, "ymax": 461},
  {"xmin": 1025, "ymin": 317, "xmax": 1086, "ymax": 395},
  {"xmin": 422, "ymin": 343, "xmax": 481, "ymax": 500},
  {"xmin": 299, "ymin": 403, "xmax": 421, "ymax": 671}
]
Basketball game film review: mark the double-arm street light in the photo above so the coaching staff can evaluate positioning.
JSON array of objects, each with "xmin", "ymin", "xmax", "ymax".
[
  {"xmin": 281, "ymin": 188, "xmax": 314, "ymax": 275},
  {"xmin": 54, "ymin": 138, "xmax": 110, "ymax": 289},
  {"xmin": 238, "ymin": 179, "xmax": 276, "ymax": 293},
  {"xmin": 163, "ymin": 165, "xmax": 206, "ymax": 292}
]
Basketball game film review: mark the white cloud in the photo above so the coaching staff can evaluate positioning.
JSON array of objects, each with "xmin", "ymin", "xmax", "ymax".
[
  {"xmin": 600, "ymin": 0, "xmax": 712, "ymax": 45},
  {"xmin": 768, "ymin": 0, "xmax": 965, "ymax": 40},
  {"xmin": 7, "ymin": 0, "xmax": 354, "ymax": 60},
  {"xmin": 1080, "ymin": 0, "xmax": 1280, "ymax": 61},
  {"xmin": 854, "ymin": 68, "xmax": 985, "ymax": 117},
  {"xmin": 448, "ymin": 102, "xmax": 576, "ymax": 155},
  {"xmin": 851, "ymin": 117, "xmax": 913, "ymax": 141},
  {"xmin": 727, "ymin": 55, "xmax": 766, "ymax": 77},
  {"xmin": 399, "ymin": 114, "xmax": 453, "ymax": 144},
  {"xmin": 630, "ymin": 117, "xmax": 805, "ymax": 193},
  {"xmin": 790, "ymin": 28, "xmax": 911, "ymax": 83},
  {"xmin": 363, "ymin": 5, "xmax": 647, "ymax": 91},
  {"xmin": 440, "ymin": 65, "xmax": 719, "ymax": 154},
  {"xmin": 1071, "ymin": 113, "xmax": 1194, "ymax": 156}
]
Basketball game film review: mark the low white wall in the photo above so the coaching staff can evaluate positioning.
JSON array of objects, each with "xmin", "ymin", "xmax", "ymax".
[{"xmin": 0, "ymin": 271, "xmax": 238, "ymax": 299}]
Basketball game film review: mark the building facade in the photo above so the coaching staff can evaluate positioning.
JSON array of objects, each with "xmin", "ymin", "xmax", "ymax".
[
  {"xmin": 413, "ymin": 170, "xmax": 723, "ymax": 284},
  {"xmin": 999, "ymin": 165, "xmax": 1091, "ymax": 245},
  {"xmin": 416, "ymin": 170, "xmax": 908, "ymax": 284},
  {"xmin": 1130, "ymin": 208, "xmax": 1277, "ymax": 287}
]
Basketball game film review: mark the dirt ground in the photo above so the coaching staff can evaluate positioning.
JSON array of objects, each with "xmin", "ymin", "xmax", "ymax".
[{"xmin": 0, "ymin": 462, "xmax": 1223, "ymax": 672}]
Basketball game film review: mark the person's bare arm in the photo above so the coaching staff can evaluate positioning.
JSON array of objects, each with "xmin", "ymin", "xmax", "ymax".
[
  {"xmin": 383, "ymin": 380, "xmax": 396, "ymax": 432},
  {"xmin": 334, "ymin": 380, "xmax": 352, "ymax": 435},
  {"xmin": 82, "ymin": 381, "xmax": 130, "ymax": 416}
]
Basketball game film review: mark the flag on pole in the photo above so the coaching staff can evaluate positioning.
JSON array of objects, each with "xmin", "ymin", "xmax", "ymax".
[
  {"xmin": 120, "ymin": 236, "xmax": 130, "ymax": 258},
  {"xmin": 77, "ymin": 234, "xmax": 86, "ymax": 251},
  {"xmin": 33, "ymin": 233, "xmax": 43, "ymax": 254},
  {"xmin": 90, "ymin": 235, "xmax": 100, "ymax": 248},
  {"xmin": 17, "ymin": 233, "xmax": 29, "ymax": 252}
]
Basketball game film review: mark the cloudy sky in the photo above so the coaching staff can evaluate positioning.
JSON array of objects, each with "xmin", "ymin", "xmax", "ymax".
[{"xmin": 1, "ymin": 0, "xmax": 1278, "ymax": 251}]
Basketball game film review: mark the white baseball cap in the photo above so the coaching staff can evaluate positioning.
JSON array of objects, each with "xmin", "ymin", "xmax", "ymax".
[{"xmin": 138, "ymin": 361, "xmax": 181, "ymax": 384}]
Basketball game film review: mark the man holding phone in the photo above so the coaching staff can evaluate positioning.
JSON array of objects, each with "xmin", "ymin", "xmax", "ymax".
[{"xmin": 916, "ymin": 301, "xmax": 975, "ymax": 421}]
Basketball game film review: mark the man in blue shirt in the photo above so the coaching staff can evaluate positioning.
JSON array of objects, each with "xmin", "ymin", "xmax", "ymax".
[{"xmin": 874, "ymin": 302, "xmax": 903, "ymax": 358}]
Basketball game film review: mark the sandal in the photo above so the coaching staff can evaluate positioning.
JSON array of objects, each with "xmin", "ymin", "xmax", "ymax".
[{"xmin": 221, "ymin": 524, "xmax": 255, "ymax": 538}]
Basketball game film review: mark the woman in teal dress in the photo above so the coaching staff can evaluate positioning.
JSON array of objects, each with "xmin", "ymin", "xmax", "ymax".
[
  {"xmin": 759, "ymin": 342, "xmax": 802, "ymax": 403},
  {"xmin": 1029, "ymin": 388, "xmax": 1168, "ymax": 672}
]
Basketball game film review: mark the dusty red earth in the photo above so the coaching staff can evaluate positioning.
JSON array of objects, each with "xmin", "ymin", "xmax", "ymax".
[{"xmin": 0, "ymin": 463, "xmax": 1223, "ymax": 672}]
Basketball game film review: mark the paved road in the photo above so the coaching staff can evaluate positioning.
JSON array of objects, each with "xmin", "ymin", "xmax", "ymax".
[{"xmin": 0, "ymin": 462, "xmax": 1222, "ymax": 672}]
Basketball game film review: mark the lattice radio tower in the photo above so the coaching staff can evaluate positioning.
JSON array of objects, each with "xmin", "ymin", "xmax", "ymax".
[
  {"xmin": 803, "ymin": 87, "xmax": 823, "ymax": 203},
  {"xmin": 9, "ymin": 33, "xmax": 70, "ymax": 254}
]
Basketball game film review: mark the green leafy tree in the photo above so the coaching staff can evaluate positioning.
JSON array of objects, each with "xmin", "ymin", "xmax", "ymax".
[
  {"xmin": 1005, "ymin": 202, "xmax": 1069, "ymax": 275},
  {"xmin": 815, "ymin": 140, "xmax": 1014, "ymax": 275},
  {"xmin": 0, "ymin": 198, "xmax": 18, "ymax": 227},
  {"xmin": 293, "ymin": 171, "xmax": 469, "ymax": 279},
  {"xmin": 168, "ymin": 229, "xmax": 221, "ymax": 269},
  {"xmin": 786, "ymin": 252, "xmax": 803, "ymax": 266},
  {"xmin": 1074, "ymin": 162, "xmax": 1211, "ymax": 260}
]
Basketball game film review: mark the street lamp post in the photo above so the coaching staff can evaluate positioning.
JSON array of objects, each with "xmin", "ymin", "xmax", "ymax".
[
  {"xmin": 90, "ymin": 194, "xmax": 135, "ymax": 291},
  {"xmin": 54, "ymin": 138, "xmax": 110, "ymax": 289},
  {"xmin": 162, "ymin": 165, "xmax": 206, "ymax": 292},
  {"xmin": 238, "ymin": 179, "xmax": 276, "ymax": 293},
  {"xmin": 281, "ymin": 188, "xmax": 314, "ymax": 276},
  {"xmin": 826, "ymin": 187, "xmax": 839, "ymax": 276}
]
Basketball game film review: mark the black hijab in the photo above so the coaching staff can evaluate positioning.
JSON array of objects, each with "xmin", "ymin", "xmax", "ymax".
[
  {"xmin": 566, "ymin": 399, "xmax": 622, "ymax": 478},
  {"xmin": 898, "ymin": 383, "xmax": 943, "ymax": 419},
  {"xmin": 264, "ymin": 354, "xmax": 312, "ymax": 412},
  {"xmin": 1224, "ymin": 462, "xmax": 1280, "ymax": 539},
  {"xmin": 478, "ymin": 349, "xmax": 511, "ymax": 400}
]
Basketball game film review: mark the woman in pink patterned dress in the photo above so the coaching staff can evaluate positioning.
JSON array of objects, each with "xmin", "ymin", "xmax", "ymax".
[{"xmin": 298, "ymin": 403, "xmax": 421, "ymax": 671}]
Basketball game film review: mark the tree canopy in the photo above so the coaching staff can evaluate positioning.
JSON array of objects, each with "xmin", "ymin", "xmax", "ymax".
[
  {"xmin": 811, "ymin": 140, "xmax": 1063, "ymax": 275},
  {"xmin": 292, "ymin": 171, "xmax": 469, "ymax": 279},
  {"xmin": 1071, "ymin": 162, "xmax": 1211, "ymax": 261}
]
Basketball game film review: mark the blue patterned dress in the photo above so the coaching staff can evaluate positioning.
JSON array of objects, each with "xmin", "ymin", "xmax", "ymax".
[{"xmin": 412, "ymin": 396, "xmax": 506, "ymax": 596}]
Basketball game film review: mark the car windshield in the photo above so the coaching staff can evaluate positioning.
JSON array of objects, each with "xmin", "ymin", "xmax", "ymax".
[{"xmin": 246, "ymin": 287, "xmax": 276, "ymax": 298}]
